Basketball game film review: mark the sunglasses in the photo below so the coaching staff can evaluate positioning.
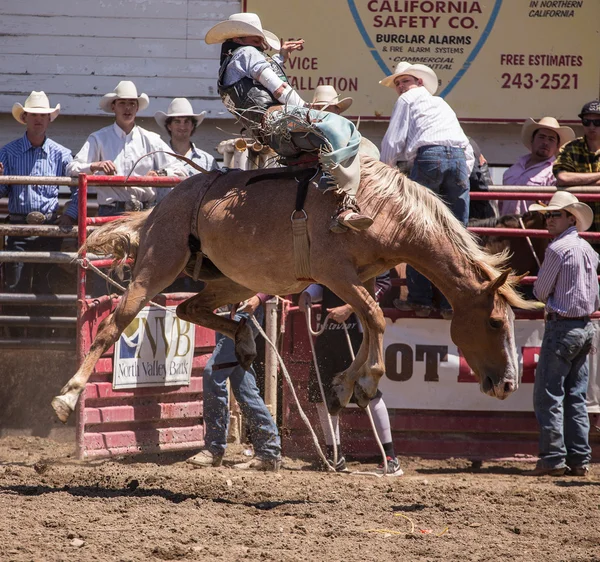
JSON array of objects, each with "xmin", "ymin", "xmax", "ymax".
[
  {"xmin": 545, "ymin": 211, "xmax": 564, "ymax": 219},
  {"xmin": 581, "ymin": 118, "xmax": 600, "ymax": 127}
]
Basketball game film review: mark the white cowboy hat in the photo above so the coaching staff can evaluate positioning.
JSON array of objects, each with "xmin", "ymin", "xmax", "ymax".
[
  {"xmin": 154, "ymin": 98, "xmax": 207, "ymax": 131},
  {"xmin": 379, "ymin": 61, "xmax": 412, "ymax": 88},
  {"xmin": 310, "ymin": 85, "xmax": 353, "ymax": 113},
  {"xmin": 12, "ymin": 91, "xmax": 60, "ymax": 124},
  {"xmin": 520, "ymin": 116, "xmax": 576, "ymax": 150},
  {"xmin": 99, "ymin": 81, "xmax": 149, "ymax": 113},
  {"xmin": 529, "ymin": 191, "xmax": 593, "ymax": 232},
  {"xmin": 397, "ymin": 64, "xmax": 438, "ymax": 95},
  {"xmin": 205, "ymin": 12, "xmax": 281, "ymax": 51}
]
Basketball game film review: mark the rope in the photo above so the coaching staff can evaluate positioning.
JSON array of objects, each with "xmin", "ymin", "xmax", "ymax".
[
  {"xmin": 304, "ymin": 305, "xmax": 388, "ymax": 477},
  {"xmin": 248, "ymin": 314, "xmax": 333, "ymax": 471},
  {"xmin": 518, "ymin": 217, "xmax": 542, "ymax": 269},
  {"xmin": 77, "ymin": 258, "xmax": 170, "ymax": 312}
]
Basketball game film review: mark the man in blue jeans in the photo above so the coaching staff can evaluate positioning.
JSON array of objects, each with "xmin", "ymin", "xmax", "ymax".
[
  {"xmin": 380, "ymin": 63, "xmax": 473, "ymax": 320},
  {"xmin": 187, "ymin": 295, "xmax": 281, "ymax": 471},
  {"xmin": 526, "ymin": 192, "xmax": 598, "ymax": 476}
]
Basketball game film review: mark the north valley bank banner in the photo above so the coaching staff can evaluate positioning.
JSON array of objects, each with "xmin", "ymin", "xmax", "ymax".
[
  {"xmin": 378, "ymin": 318, "xmax": 600, "ymax": 412},
  {"xmin": 244, "ymin": 0, "xmax": 599, "ymax": 122}
]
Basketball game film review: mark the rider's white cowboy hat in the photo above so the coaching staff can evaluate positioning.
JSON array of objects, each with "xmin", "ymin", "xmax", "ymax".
[
  {"xmin": 520, "ymin": 116, "xmax": 576, "ymax": 151},
  {"xmin": 310, "ymin": 85, "xmax": 353, "ymax": 113},
  {"xmin": 205, "ymin": 13, "xmax": 281, "ymax": 51},
  {"xmin": 379, "ymin": 61, "xmax": 412, "ymax": 88},
  {"xmin": 99, "ymin": 81, "xmax": 149, "ymax": 113},
  {"xmin": 154, "ymin": 98, "xmax": 207, "ymax": 131},
  {"xmin": 529, "ymin": 191, "xmax": 593, "ymax": 232},
  {"xmin": 12, "ymin": 91, "xmax": 60, "ymax": 124}
]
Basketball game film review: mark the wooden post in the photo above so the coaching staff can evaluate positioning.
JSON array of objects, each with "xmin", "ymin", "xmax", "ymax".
[{"xmin": 264, "ymin": 298, "xmax": 279, "ymax": 418}]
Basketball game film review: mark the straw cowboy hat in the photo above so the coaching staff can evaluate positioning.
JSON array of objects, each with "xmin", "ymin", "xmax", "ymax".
[
  {"xmin": 379, "ymin": 61, "xmax": 412, "ymax": 88},
  {"xmin": 520, "ymin": 117, "xmax": 575, "ymax": 150},
  {"xmin": 205, "ymin": 12, "xmax": 281, "ymax": 51},
  {"xmin": 99, "ymin": 81, "xmax": 149, "ymax": 113},
  {"xmin": 310, "ymin": 85, "xmax": 353, "ymax": 113},
  {"xmin": 529, "ymin": 192, "xmax": 593, "ymax": 232},
  {"xmin": 12, "ymin": 91, "xmax": 60, "ymax": 124},
  {"xmin": 154, "ymin": 98, "xmax": 206, "ymax": 131}
]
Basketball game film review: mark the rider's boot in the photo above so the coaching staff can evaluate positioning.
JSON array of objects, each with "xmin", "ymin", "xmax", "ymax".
[{"xmin": 322, "ymin": 154, "xmax": 373, "ymax": 233}]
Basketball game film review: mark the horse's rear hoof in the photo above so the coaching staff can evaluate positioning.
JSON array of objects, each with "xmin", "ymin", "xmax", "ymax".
[
  {"xmin": 51, "ymin": 396, "xmax": 72, "ymax": 424},
  {"xmin": 328, "ymin": 380, "xmax": 353, "ymax": 415},
  {"xmin": 326, "ymin": 393, "xmax": 343, "ymax": 416},
  {"xmin": 352, "ymin": 384, "xmax": 371, "ymax": 409}
]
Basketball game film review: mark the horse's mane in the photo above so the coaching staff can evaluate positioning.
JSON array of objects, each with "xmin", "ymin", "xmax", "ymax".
[{"xmin": 359, "ymin": 157, "xmax": 540, "ymax": 310}]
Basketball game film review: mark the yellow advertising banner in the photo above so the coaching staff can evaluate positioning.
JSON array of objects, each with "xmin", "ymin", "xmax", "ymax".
[{"xmin": 243, "ymin": 0, "xmax": 600, "ymax": 123}]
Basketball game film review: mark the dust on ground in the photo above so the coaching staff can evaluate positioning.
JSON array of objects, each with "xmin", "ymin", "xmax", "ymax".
[{"xmin": 0, "ymin": 436, "xmax": 599, "ymax": 561}]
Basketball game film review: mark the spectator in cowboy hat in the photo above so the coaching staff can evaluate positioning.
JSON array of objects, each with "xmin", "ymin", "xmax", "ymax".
[
  {"xmin": 0, "ymin": 91, "xmax": 77, "ymax": 294},
  {"xmin": 67, "ymin": 81, "xmax": 186, "ymax": 296},
  {"xmin": 524, "ymin": 192, "xmax": 598, "ymax": 477},
  {"xmin": 500, "ymin": 116, "xmax": 575, "ymax": 216},
  {"xmin": 309, "ymin": 85, "xmax": 353, "ymax": 115},
  {"xmin": 553, "ymin": 100, "xmax": 600, "ymax": 232},
  {"xmin": 381, "ymin": 62, "xmax": 473, "ymax": 320},
  {"xmin": 155, "ymin": 98, "xmax": 219, "ymax": 176},
  {"xmin": 67, "ymin": 80, "xmax": 186, "ymax": 218}
]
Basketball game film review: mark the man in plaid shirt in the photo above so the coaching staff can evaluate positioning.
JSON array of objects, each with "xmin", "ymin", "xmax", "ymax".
[{"xmin": 553, "ymin": 100, "xmax": 600, "ymax": 231}]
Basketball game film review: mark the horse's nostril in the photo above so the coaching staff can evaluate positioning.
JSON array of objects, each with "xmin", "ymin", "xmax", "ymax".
[
  {"xmin": 482, "ymin": 376, "xmax": 494, "ymax": 393},
  {"xmin": 504, "ymin": 381, "xmax": 515, "ymax": 394}
]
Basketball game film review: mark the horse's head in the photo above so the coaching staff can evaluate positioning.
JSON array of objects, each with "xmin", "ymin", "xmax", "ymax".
[{"xmin": 450, "ymin": 270, "xmax": 539, "ymax": 400}]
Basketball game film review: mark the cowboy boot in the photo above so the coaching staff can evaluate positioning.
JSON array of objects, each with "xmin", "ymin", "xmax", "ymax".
[{"xmin": 323, "ymin": 154, "xmax": 373, "ymax": 233}]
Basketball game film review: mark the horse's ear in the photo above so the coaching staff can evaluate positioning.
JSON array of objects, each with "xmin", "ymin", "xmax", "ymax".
[{"xmin": 487, "ymin": 270, "xmax": 510, "ymax": 294}]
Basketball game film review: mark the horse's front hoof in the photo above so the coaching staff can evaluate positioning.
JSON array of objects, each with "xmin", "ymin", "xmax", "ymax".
[
  {"xmin": 328, "ymin": 375, "xmax": 354, "ymax": 414},
  {"xmin": 235, "ymin": 351, "xmax": 256, "ymax": 372},
  {"xmin": 235, "ymin": 317, "xmax": 257, "ymax": 371},
  {"xmin": 51, "ymin": 396, "xmax": 72, "ymax": 424}
]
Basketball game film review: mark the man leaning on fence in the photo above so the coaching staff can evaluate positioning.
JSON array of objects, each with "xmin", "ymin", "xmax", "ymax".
[
  {"xmin": 553, "ymin": 100, "xmax": 600, "ymax": 232},
  {"xmin": 66, "ymin": 80, "xmax": 186, "ymax": 218},
  {"xmin": 501, "ymin": 116, "xmax": 575, "ymax": 216},
  {"xmin": 0, "ymin": 91, "xmax": 78, "ymax": 294}
]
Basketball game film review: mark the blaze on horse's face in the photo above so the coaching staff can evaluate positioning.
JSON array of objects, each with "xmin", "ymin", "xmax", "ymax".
[{"xmin": 450, "ymin": 271, "xmax": 519, "ymax": 400}]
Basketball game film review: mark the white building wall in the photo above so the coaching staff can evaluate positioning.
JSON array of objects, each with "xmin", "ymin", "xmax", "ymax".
[{"xmin": 0, "ymin": 0, "xmax": 567, "ymax": 166}]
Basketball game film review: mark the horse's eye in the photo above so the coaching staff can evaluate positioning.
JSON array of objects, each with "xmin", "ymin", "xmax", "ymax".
[{"xmin": 489, "ymin": 318, "xmax": 503, "ymax": 330}]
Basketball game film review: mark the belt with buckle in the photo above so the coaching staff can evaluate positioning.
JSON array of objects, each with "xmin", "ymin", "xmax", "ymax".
[
  {"xmin": 546, "ymin": 312, "xmax": 590, "ymax": 322},
  {"xmin": 9, "ymin": 211, "xmax": 57, "ymax": 224},
  {"xmin": 100, "ymin": 200, "xmax": 150, "ymax": 213}
]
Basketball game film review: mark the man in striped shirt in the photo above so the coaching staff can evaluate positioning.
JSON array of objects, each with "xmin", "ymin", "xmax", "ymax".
[
  {"xmin": 526, "ymin": 192, "xmax": 598, "ymax": 476},
  {"xmin": 380, "ymin": 63, "xmax": 473, "ymax": 320},
  {"xmin": 0, "ymin": 91, "xmax": 76, "ymax": 293}
]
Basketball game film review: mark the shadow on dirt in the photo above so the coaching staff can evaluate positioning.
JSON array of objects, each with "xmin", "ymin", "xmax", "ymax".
[{"xmin": 0, "ymin": 484, "xmax": 339, "ymax": 510}]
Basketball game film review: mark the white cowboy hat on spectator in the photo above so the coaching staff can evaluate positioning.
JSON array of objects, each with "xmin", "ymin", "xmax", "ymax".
[
  {"xmin": 529, "ymin": 191, "xmax": 593, "ymax": 232},
  {"xmin": 398, "ymin": 64, "xmax": 439, "ymax": 95},
  {"xmin": 99, "ymin": 81, "xmax": 149, "ymax": 113},
  {"xmin": 310, "ymin": 85, "xmax": 353, "ymax": 113},
  {"xmin": 12, "ymin": 91, "xmax": 60, "ymax": 124},
  {"xmin": 379, "ymin": 61, "xmax": 412, "ymax": 88},
  {"xmin": 154, "ymin": 98, "xmax": 207, "ymax": 131},
  {"xmin": 205, "ymin": 12, "xmax": 281, "ymax": 51},
  {"xmin": 521, "ymin": 116, "xmax": 575, "ymax": 150}
]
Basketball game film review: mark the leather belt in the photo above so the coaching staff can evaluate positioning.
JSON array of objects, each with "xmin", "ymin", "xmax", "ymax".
[
  {"xmin": 9, "ymin": 211, "xmax": 57, "ymax": 224},
  {"xmin": 546, "ymin": 312, "xmax": 590, "ymax": 322},
  {"xmin": 99, "ymin": 200, "xmax": 152, "ymax": 213}
]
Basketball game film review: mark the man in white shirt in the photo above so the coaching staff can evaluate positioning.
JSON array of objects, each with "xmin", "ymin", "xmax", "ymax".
[
  {"xmin": 155, "ymin": 98, "xmax": 220, "ymax": 176},
  {"xmin": 381, "ymin": 63, "xmax": 473, "ymax": 319},
  {"xmin": 501, "ymin": 117, "xmax": 575, "ymax": 216},
  {"xmin": 67, "ymin": 81, "xmax": 186, "ymax": 217}
]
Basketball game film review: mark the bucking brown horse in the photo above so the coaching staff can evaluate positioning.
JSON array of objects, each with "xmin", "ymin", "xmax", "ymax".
[{"xmin": 52, "ymin": 157, "xmax": 541, "ymax": 423}]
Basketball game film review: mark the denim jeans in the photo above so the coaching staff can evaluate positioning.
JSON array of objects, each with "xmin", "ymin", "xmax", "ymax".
[
  {"xmin": 5, "ymin": 235, "xmax": 62, "ymax": 293},
  {"xmin": 406, "ymin": 145, "xmax": 470, "ymax": 310},
  {"xmin": 203, "ymin": 307, "xmax": 281, "ymax": 460},
  {"xmin": 533, "ymin": 318, "xmax": 594, "ymax": 469}
]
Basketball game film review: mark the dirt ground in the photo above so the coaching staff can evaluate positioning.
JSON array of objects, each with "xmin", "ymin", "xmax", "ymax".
[{"xmin": 0, "ymin": 436, "xmax": 599, "ymax": 562}]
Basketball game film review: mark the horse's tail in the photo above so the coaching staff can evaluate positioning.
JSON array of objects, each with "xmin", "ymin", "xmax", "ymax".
[{"xmin": 79, "ymin": 210, "xmax": 152, "ymax": 267}]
